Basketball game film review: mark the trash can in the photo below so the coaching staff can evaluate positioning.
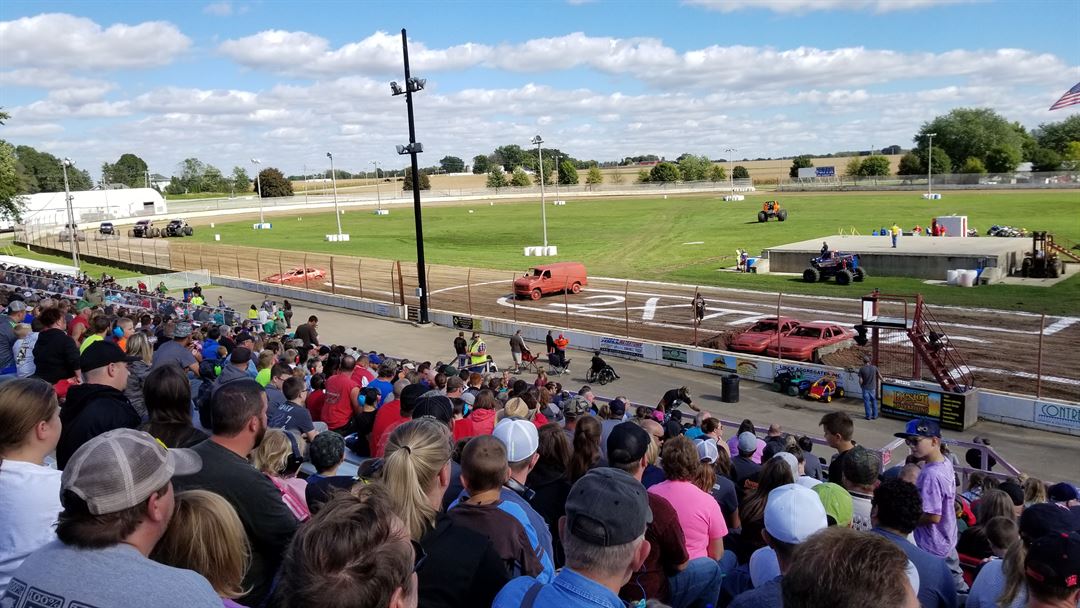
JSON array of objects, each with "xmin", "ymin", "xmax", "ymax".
[{"xmin": 721, "ymin": 374, "xmax": 740, "ymax": 403}]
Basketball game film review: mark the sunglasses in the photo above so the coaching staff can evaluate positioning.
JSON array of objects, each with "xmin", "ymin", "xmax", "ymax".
[
  {"xmin": 904, "ymin": 436, "xmax": 928, "ymax": 447},
  {"xmin": 411, "ymin": 539, "xmax": 427, "ymax": 572}
]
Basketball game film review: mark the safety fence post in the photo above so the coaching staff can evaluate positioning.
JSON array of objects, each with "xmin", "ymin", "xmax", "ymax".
[
  {"xmin": 303, "ymin": 255, "xmax": 309, "ymax": 291},
  {"xmin": 1036, "ymin": 313, "xmax": 1045, "ymax": 399},
  {"xmin": 330, "ymin": 257, "xmax": 337, "ymax": 295},
  {"xmin": 426, "ymin": 264, "xmax": 432, "ymax": 310},
  {"xmin": 256, "ymin": 256, "xmax": 262, "ymax": 284},
  {"xmin": 624, "ymin": 281, "xmax": 630, "ymax": 338},
  {"xmin": 278, "ymin": 252, "xmax": 284, "ymax": 285},
  {"xmin": 467, "ymin": 268, "xmax": 473, "ymax": 317},
  {"xmin": 776, "ymin": 292, "xmax": 783, "ymax": 362},
  {"xmin": 693, "ymin": 288, "xmax": 700, "ymax": 347},
  {"xmin": 358, "ymin": 259, "xmax": 364, "ymax": 299},
  {"xmin": 234, "ymin": 249, "xmax": 240, "ymax": 278},
  {"xmin": 390, "ymin": 263, "xmax": 398, "ymax": 305},
  {"xmin": 563, "ymin": 277, "xmax": 570, "ymax": 329},
  {"xmin": 396, "ymin": 261, "xmax": 405, "ymax": 308},
  {"xmin": 512, "ymin": 273, "xmax": 518, "ymax": 323}
]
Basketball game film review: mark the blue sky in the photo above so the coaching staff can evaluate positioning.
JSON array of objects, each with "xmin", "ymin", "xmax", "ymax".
[{"xmin": 2, "ymin": 0, "xmax": 1078, "ymax": 179}]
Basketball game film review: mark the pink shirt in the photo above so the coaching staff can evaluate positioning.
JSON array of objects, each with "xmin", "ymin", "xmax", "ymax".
[{"xmin": 648, "ymin": 479, "xmax": 728, "ymax": 560}]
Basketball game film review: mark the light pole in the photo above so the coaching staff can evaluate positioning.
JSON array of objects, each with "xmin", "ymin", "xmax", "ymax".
[
  {"xmin": 327, "ymin": 152, "xmax": 343, "ymax": 237},
  {"xmin": 392, "ymin": 28, "xmax": 430, "ymax": 324},
  {"xmin": 250, "ymin": 158, "xmax": 263, "ymax": 224},
  {"xmin": 60, "ymin": 158, "xmax": 80, "ymax": 268},
  {"xmin": 532, "ymin": 135, "xmax": 548, "ymax": 247},
  {"xmin": 303, "ymin": 163, "xmax": 308, "ymax": 204},
  {"xmin": 926, "ymin": 133, "xmax": 937, "ymax": 197},
  {"xmin": 372, "ymin": 160, "xmax": 383, "ymax": 213},
  {"xmin": 554, "ymin": 154, "xmax": 560, "ymax": 202},
  {"xmin": 725, "ymin": 147, "xmax": 737, "ymax": 191}
]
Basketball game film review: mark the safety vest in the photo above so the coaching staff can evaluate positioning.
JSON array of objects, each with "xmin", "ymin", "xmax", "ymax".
[{"xmin": 469, "ymin": 339, "xmax": 487, "ymax": 365}]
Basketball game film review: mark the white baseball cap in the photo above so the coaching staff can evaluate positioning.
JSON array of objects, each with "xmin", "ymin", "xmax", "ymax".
[
  {"xmin": 764, "ymin": 483, "xmax": 828, "ymax": 544},
  {"xmin": 493, "ymin": 418, "xmax": 539, "ymax": 464},
  {"xmin": 695, "ymin": 438, "xmax": 719, "ymax": 464}
]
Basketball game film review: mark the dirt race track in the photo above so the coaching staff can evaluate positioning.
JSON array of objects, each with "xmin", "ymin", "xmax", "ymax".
[{"xmin": 47, "ymin": 234, "xmax": 1080, "ymax": 402}]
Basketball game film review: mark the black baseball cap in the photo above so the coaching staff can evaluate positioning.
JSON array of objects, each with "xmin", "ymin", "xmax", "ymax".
[
  {"xmin": 400, "ymin": 383, "xmax": 429, "ymax": 410},
  {"xmin": 607, "ymin": 422, "xmax": 650, "ymax": 466},
  {"xmin": 1020, "ymin": 503, "xmax": 1079, "ymax": 540},
  {"xmin": 80, "ymin": 341, "xmax": 138, "ymax": 373},
  {"xmin": 412, "ymin": 395, "xmax": 453, "ymax": 425},
  {"xmin": 1025, "ymin": 531, "xmax": 1080, "ymax": 590},
  {"xmin": 566, "ymin": 468, "xmax": 652, "ymax": 546}
]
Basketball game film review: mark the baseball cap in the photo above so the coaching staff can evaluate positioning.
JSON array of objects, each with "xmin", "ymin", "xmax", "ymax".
[
  {"xmin": 368, "ymin": 353, "xmax": 383, "ymax": 365},
  {"xmin": 772, "ymin": 452, "xmax": 799, "ymax": 481},
  {"xmin": 412, "ymin": 394, "xmax": 454, "ymax": 425},
  {"xmin": 80, "ymin": 341, "xmax": 138, "ymax": 373},
  {"xmin": 230, "ymin": 346, "xmax": 252, "ymax": 364},
  {"xmin": 738, "ymin": 431, "xmax": 758, "ymax": 454},
  {"xmin": 400, "ymin": 383, "xmax": 429, "ymax": 410},
  {"xmin": 5, "ymin": 300, "xmax": 27, "ymax": 313},
  {"xmin": 813, "ymin": 482, "xmax": 855, "ymax": 527},
  {"xmin": 494, "ymin": 418, "xmax": 539, "ymax": 463},
  {"xmin": 308, "ymin": 432, "xmax": 346, "ymax": 471},
  {"xmin": 1049, "ymin": 483, "xmax": 1079, "ymax": 503},
  {"xmin": 765, "ymin": 484, "xmax": 828, "ymax": 544},
  {"xmin": 1025, "ymin": 531, "xmax": 1080, "ymax": 590},
  {"xmin": 607, "ymin": 422, "xmax": 651, "ymax": 467},
  {"xmin": 894, "ymin": 418, "xmax": 942, "ymax": 439},
  {"xmin": 440, "ymin": 365, "xmax": 456, "ymax": 377},
  {"xmin": 563, "ymin": 395, "xmax": 590, "ymax": 419},
  {"xmin": 842, "ymin": 445, "xmax": 881, "ymax": 487},
  {"xmin": 749, "ymin": 547, "xmax": 782, "ymax": 587},
  {"xmin": 1020, "ymin": 503, "xmax": 1080, "ymax": 539},
  {"xmin": 402, "ymin": 362, "xmax": 417, "ymax": 371},
  {"xmin": 460, "ymin": 391, "xmax": 476, "ymax": 407},
  {"xmin": 62, "ymin": 428, "xmax": 201, "ymax": 515},
  {"xmin": 565, "ymin": 468, "xmax": 652, "ymax": 546},
  {"xmin": 173, "ymin": 321, "xmax": 193, "ymax": 338},
  {"xmin": 696, "ymin": 439, "xmax": 719, "ymax": 464},
  {"xmin": 609, "ymin": 398, "xmax": 626, "ymax": 417}
]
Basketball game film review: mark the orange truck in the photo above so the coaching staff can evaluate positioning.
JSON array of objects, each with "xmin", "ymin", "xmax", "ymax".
[{"xmin": 514, "ymin": 262, "xmax": 589, "ymax": 300}]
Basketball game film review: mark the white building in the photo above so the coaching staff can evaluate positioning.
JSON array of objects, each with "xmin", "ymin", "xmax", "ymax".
[{"xmin": 15, "ymin": 187, "xmax": 168, "ymax": 228}]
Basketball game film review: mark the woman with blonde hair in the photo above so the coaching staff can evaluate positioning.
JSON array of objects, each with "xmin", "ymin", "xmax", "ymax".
[
  {"xmin": 0, "ymin": 378, "xmax": 63, "ymax": 588},
  {"xmin": 1022, "ymin": 477, "xmax": 1047, "ymax": 506},
  {"xmin": 250, "ymin": 429, "xmax": 309, "ymax": 521},
  {"xmin": 124, "ymin": 331, "xmax": 154, "ymax": 420},
  {"xmin": 381, "ymin": 418, "xmax": 509, "ymax": 607},
  {"xmin": 152, "ymin": 489, "xmax": 250, "ymax": 607}
]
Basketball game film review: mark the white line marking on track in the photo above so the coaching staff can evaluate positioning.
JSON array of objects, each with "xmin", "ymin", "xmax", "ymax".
[
  {"xmin": 1044, "ymin": 317, "xmax": 1079, "ymax": 336},
  {"xmin": 642, "ymin": 297, "xmax": 660, "ymax": 321},
  {"xmin": 430, "ymin": 279, "xmax": 508, "ymax": 295},
  {"xmin": 965, "ymin": 366, "xmax": 1080, "ymax": 387}
]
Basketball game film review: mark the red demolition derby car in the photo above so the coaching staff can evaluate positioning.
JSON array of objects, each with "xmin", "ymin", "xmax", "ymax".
[
  {"xmin": 264, "ymin": 266, "xmax": 326, "ymax": 285},
  {"xmin": 763, "ymin": 322, "xmax": 855, "ymax": 363},
  {"xmin": 729, "ymin": 316, "xmax": 801, "ymax": 354}
]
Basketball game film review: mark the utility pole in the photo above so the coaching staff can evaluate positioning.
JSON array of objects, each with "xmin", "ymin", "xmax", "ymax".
[{"xmin": 61, "ymin": 158, "xmax": 80, "ymax": 268}]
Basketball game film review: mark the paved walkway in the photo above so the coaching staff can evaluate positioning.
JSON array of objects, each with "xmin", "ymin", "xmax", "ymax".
[{"xmin": 210, "ymin": 285, "xmax": 1080, "ymax": 483}]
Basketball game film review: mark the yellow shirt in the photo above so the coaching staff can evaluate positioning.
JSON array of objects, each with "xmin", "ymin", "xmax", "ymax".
[
  {"xmin": 891, "ymin": 225, "xmax": 901, "ymax": 236},
  {"xmin": 80, "ymin": 334, "xmax": 104, "ymax": 353}
]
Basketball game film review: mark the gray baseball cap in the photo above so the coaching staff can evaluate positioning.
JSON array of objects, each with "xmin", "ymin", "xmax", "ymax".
[
  {"xmin": 173, "ymin": 321, "xmax": 193, "ymax": 338},
  {"xmin": 61, "ymin": 428, "xmax": 201, "ymax": 515},
  {"xmin": 565, "ymin": 468, "xmax": 652, "ymax": 546}
]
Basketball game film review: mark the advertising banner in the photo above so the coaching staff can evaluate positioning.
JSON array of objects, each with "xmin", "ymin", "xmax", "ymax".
[
  {"xmin": 600, "ymin": 337, "xmax": 645, "ymax": 358},
  {"xmin": 703, "ymin": 352, "xmax": 761, "ymax": 378},
  {"xmin": 662, "ymin": 346, "xmax": 688, "ymax": 363},
  {"xmin": 881, "ymin": 382, "xmax": 969, "ymax": 431},
  {"xmin": 1035, "ymin": 401, "xmax": 1080, "ymax": 430},
  {"xmin": 452, "ymin": 315, "xmax": 479, "ymax": 331}
]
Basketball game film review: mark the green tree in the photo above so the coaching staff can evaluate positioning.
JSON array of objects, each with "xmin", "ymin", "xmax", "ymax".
[
  {"xmin": 1061, "ymin": 141, "xmax": 1080, "ymax": 171},
  {"xmin": 510, "ymin": 167, "xmax": 532, "ymax": 187},
  {"xmin": 1029, "ymin": 148, "xmax": 1062, "ymax": 172},
  {"xmin": 257, "ymin": 167, "xmax": 294, "ymax": 197},
  {"xmin": 533, "ymin": 159, "xmax": 555, "ymax": 186},
  {"xmin": 177, "ymin": 158, "xmax": 207, "ymax": 193},
  {"xmin": 164, "ymin": 177, "xmax": 185, "ymax": 195},
  {"xmin": 732, "ymin": 166, "xmax": 750, "ymax": 179},
  {"xmin": 707, "ymin": 164, "xmax": 726, "ymax": 182},
  {"xmin": 897, "ymin": 152, "xmax": 922, "ymax": 176},
  {"xmin": 230, "ymin": 166, "xmax": 250, "ymax": 194},
  {"xmin": 859, "ymin": 155, "xmax": 891, "ymax": 177},
  {"xmin": 916, "ymin": 108, "xmax": 1026, "ymax": 171},
  {"xmin": 789, "ymin": 155, "xmax": 813, "ymax": 178},
  {"xmin": 649, "ymin": 162, "xmax": 680, "ymax": 183},
  {"xmin": 558, "ymin": 159, "xmax": 579, "ymax": 185},
  {"xmin": 0, "ymin": 139, "xmax": 26, "ymax": 220},
  {"xmin": 439, "ymin": 156, "xmax": 465, "ymax": 173},
  {"xmin": 845, "ymin": 157, "xmax": 863, "ymax": 177},
  {"xmin": 676, "ymin": 154, "xmax": 711, "ymax": 181},
  {"xmin": 487, "ymin": 167, "xmax": 509, "ymax": 189},
  {"xmin": 14, "ymin": 145, "xmax": 73, "ymax": 192},
  {"xmin": 492, "ymin": 145, "xmax": 527, "ymax": 171},
  {"xmin": 984, "ymin": 145, "xmax": 1022, "ymax": 173},
  {"xmin": 585, "ymin": 166, "xmax": 603, "ymax": 186},
  {"xmin": 106, "ymin": 153, "xmax": 149, "ymax": 188},
  {"xmin": 637, "ymin": 169, "xmax": 651, "ymax": 183},
  {"xmin": 202, "ymin": 165, "xmax": 229, "ymax": 192},
  {"xmin": 1033, "ymin": 115, "xmax": 1080, "ymax": 154},
  {"xmin": 402, "ymin": 167, "xmax": 431, "ymax": 191},
  {"xmin": 472, "ymin": 155, "xmax": 490, "ymax": 174},
  {"xmin": 958, "ymin": 157, "xmax": 987, "ymax": 173}
]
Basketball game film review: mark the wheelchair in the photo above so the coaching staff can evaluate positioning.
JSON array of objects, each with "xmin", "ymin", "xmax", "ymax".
[{"xmin": 586, "ymin": 365, "xmax": 618, "ymax": 385}]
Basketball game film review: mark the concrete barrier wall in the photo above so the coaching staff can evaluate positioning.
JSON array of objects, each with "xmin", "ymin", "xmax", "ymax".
[
  {"xmin": 210, "ymin": 275, "xmax": 407, "ymax": 320},
  {"xmin": 767, "ymin": 249, "xmax": 1013, "ymax": 282},
  {"xmin": 978, "ymin": 392, "xmax": 1080, "ymax": 437}
]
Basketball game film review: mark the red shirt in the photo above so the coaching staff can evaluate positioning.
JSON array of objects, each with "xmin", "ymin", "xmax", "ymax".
[
  {"xmin": 305, "ymin": 389, "xmax": 327, "ymax": 422},
  {"xmin": 68, "ymin": 316, "xmax": 89, "ymax": 341},
  {"xmin": 370, "ymin": 399, "xmax": 406, "ymax": 456},
  {"xmin": 322, "ymin": 373, "xmax": 359, "ymax": 430},
  {"xmin": 351, "ymin": 366, "xmax": 375, "ymax": 388}
]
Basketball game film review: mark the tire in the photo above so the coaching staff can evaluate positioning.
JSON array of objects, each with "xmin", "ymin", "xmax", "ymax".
[
  {"xmin": 812, "ymin": 350, "xmax": 823, "ymax": 364},
  {"xmin": 778, "ymin": 209, "xmax": 788, "ymax": 221},
  {"xmin": 184, "ymin": 226, "xmax": 193, "ymax": 236},
  {"xmin": 836, "ymin": 387, "xmax": 845, "ymax": 399},
  {"xmin": 836, "ymin": 269, "xmax": 854, "ymax": 285},
  {"xmin": 825, "ymin": 393, "xmax": 833, "ymax": 403},
  {"xmin": 586, "ymin": 370, "xmax": 597, "ymax": 383},
  {"xmin": 530, "ymin": 289, "xmax": 542, "ymax": 301},
  {"xmin": 787, "ymin": 386, "xmax": 799, "ymax": 397},
  {"xmin": 127, "ymin": 229, "xmax": 134, "ymax": 238},
  {"xmin": 757, "ymin": 211, "xmax": 767, "ymax": 223},
  {"xmin": 1021, "ymin": 258, "xmax": 1032, "ymax": 277},
  {"xmin": 854, "ymin": 267, "xmax": 867, "ymax": 282},
  {"xmin": 570, "ymin": 282, "xmax": 582, "ymax": 294},
  {"xmin": 803, "ymin": 268, "xmax": 820, "ymax": 283},
  {"xmin": 771, "ymin": 382, "xmax": 782, "ymax": 392}
]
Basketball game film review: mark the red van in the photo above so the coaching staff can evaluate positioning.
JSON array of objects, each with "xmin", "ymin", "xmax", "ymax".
[{"xmin": 514, "ymin": 262, "xmax": 589, "ymax": 300}]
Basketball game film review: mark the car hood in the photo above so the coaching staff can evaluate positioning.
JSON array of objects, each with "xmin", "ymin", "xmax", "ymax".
[
  {"xmin": 514, "ymin": 277, "xmax": 538, "ymax": 288},
  {"xmin": 733, "ymin": 331, "xmax": 775, "ymax": 345},
  {"xmin": 769, "ymin": 335, "xmax": 821, "ymax": 348}
]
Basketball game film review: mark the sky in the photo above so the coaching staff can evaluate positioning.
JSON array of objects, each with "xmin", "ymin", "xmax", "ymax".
[{"xmin": 1, "ymin": 0, "xmax": 1078, "ymax": 180}]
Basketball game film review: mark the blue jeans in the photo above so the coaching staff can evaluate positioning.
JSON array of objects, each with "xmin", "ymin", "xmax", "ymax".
[
  {"xmin": 891, "ymin": 234, "xmax": 898, "ymax": 248},
  {"xmin": 862, "ymin": 388, "xmax": 877, "ymax": 419},
  {"xmin": 668, "ymin": 557, "xmax": 723, "ymax": 608}
]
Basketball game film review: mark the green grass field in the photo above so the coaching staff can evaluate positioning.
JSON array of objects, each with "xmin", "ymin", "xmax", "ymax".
[{"xmin": 188, "ymin": 189, "xmax": 1075, "ymax": 315}]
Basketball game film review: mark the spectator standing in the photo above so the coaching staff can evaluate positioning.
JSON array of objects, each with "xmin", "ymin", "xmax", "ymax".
[
  {"xmin": 55, "ymin": 342, "xmax": 140, "ymax": 469},
  {"xmin": 453, "ymin": 331, "xmax": 468, "ymax": 367},
  {"xmin": 139, "ymin": 365, "xmax": 207, "ymax": 449},
  {"xmin": 728, "ymin": 484, "xmax": 829, "ymax": 608},
  {"xmin": 322, "ymin": 357, "xmax": 362, "ymax": 435},
  {"xmin": 896, "ymin": 418, "xmax": 967, "ymax": 593},
  {"xmin": 859, "ymin": 355, "xmax": 880, "ymax": 420},
  {"xmin": 842, "ymin": 445, "xmax": 881, "ymax": 531},
  {"xmin": 12, "ymin": 322, "xmax": 38, "ymax": 379},
  {"xmin": 173, "ymin": 379, "xmax": 299, "ymax": 606},
  {"xmin": 282, "ymin": 299, "xmax": 293, "ymax": 328},
  {"xmin": 509, "ymin": 329, "xmax": 527, "ymax": 372},
  {"xmin": 493, "ymin": 468, "xmax": 652, "ymax": 608},
  {"xmin": 123, "ymin": 332, "xmax": 153, "ymax": 420},
  {"xmin": 553, "ymin": 332, "xmax": 569, "ymax": 369},
  {"xmin": 820, "ymin": 411, "xmax": 858, "ymax": 484},
  {"xmin": 871, "ymin": 479, "xmax": 959, "ymax": 608},
  {"xmin": 293, "ymin": 315, "xmax": 319, "ymax": 349},
  {"xmin": 381, "ymin": 418, "xmax": 511, "ymax": 608},
  {"xmin": 0, "ymin": 300, "xmax": 25, "ymax": 380},
  {"xmin": 31, "ymin": 307, "xmax": 81, "ymax": 387},
  {"xmin": 468, "ymin": 332, "xmax": 488, "ymax": 368},
  {"xmin": 304, "ymin": 431, "xmax": 355, "ymax": 514},
  {"xmin": 0, "ymin": 379, "xmax": 62, "ymax": 590},
  {"xmin": 151, "ymin": 321, "xmax": 200, "ymax": 375},
  {"xmin": 4, "ymin": 428, "xmax": 220, "ymax": 607}
]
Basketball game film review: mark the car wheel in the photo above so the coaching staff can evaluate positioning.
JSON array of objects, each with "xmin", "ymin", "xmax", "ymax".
[
  {"xmin": 757, "ymin": 211, "xmax": 767, "ymax": 223},
  {"xmin": 787, "ymin": 386, "xmax": 798, "ymax": 397},
  {"xmin": 825, "ymin": 393, "xmax": 832, "ymax": 403},
  {"xmin": 836, "ymin": 269, "xmax": 853, "ymax": 286},
  {"xmin": 854, "ymin": 268, "xmax": 867, "ymax": 282},
  {"xmin": 836, "ymin": 387, "xmax": 845, "ymax": 399},
  {"xmin": 127, "ymin": 230, "xmax": 134, "ymax": 238},
  {"xmin": 530, "ymin": 289, "xmax": 542, "ymax": 301},
  {"xmin": 812, "ymin": 350, "xmax": 823, "ymax": 364},
  {"xmin": 570, "ymin": 282, "xmax": 582, "ymax": 294},
  {"xmin": 184, "ymin": 227, "xmax": 193, "ymax": 236},
  {"xmin": 778, "ymin": 209, "xmax": 788, "ymax": 221},
  {"xmin": 771, "ymin": 382, "xmax": 782, "ymax": 392},
  {"xmin": 803, "ymin": 268, "xmax": 820, "ymax": 283}
]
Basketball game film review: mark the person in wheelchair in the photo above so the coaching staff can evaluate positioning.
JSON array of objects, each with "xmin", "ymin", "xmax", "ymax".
[{"xmin": 587, "ymin": 351, "xmax": 620, "ymax": 383}]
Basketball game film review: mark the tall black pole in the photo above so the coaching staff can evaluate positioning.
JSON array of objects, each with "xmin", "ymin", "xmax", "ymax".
[{"xmin": 401, "ymin": 28, "xmax": 429, "ymax": 324}]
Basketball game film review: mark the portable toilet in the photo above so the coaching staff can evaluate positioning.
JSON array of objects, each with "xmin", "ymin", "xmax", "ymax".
[{"xmin": 935, "ymin": 215, "xmax": 968, "ymax": 238}]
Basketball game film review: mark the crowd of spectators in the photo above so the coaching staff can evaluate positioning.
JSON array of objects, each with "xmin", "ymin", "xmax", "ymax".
[{"xmin": 0, "ymin": 271, "xmax": 1078, "ymax": 608}]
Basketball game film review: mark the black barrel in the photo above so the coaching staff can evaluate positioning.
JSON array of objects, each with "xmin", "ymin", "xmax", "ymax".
[{"xmin": 721, "ymin": 374, "xmax": 740, "ymax": 403}]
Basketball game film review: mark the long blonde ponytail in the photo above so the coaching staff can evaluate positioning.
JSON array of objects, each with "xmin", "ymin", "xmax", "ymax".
[{"xmin": 381, "ymin": 418, "xmax": 452, "ymax": 540}]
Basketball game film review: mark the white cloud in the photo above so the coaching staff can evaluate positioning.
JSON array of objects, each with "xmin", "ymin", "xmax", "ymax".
[
  {"xmin": 0, "ymin": 13, "xmax": 191, "ymax": 70},
  {"xmin": 203, "ymin": 2, "xmax": 234, "ymax": 16},
  {"xmin": 0, "ymin": 123, "xmax": 64, "ymax": 137},
  {"xmin": 683, "ymin": 0, "xmax": 977, "ymax": 13}
]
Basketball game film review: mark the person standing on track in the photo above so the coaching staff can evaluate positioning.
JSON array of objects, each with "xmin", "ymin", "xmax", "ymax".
[{"xmin": 693, "ymin": 294, "xmax": 706, "ymax": 322}]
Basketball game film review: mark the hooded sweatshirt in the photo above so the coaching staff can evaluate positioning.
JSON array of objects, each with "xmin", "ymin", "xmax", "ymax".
[
  {"xmin": 460, "ymin": 408, "xmax": 498, "ymax": 438},
  {"xmin": 56, "ymin": 383, "xmax": 140, "ymax": 469}
]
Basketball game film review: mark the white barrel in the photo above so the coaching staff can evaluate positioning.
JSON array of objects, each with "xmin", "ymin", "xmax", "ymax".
[
  {"xmin": 947, "ymin": 270, "xmax": 958, "ymax": 285},
  {"xmin": 958, "ymin": 270, "xmax": 975, "ymax": 287}
]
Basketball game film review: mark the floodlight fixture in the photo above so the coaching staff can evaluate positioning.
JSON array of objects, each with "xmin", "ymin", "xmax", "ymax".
[{"xmin": 390, "ymin": 81, "xmax": 405, "ymax": 96}]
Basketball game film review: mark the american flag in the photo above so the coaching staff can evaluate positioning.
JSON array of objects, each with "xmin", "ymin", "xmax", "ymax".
[{"xmin": 1049, "ymin": 81, "xmax": 1080, "ymax": 111}]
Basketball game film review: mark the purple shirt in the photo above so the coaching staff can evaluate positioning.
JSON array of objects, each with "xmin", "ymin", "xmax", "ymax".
[{"xmin": 914, "ymin": 458, "xmax": 957, "ymax": 558}]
